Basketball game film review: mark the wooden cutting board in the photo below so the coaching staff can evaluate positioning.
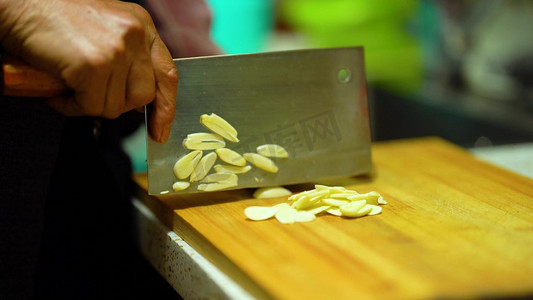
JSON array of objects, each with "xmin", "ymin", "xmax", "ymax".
[{"xmin": 134, "ymin": 137, "xmax": 533, "ymax": 299}]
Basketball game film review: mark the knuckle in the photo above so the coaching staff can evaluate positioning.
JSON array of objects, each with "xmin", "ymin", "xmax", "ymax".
[
  {"xmin": 165, "ymin": 64, "xmax": 178, "ymax": 86},
  {"xmin": 60, "ymin": 53, "xmax": 108, "ymax": 87},
  {"xmin": 124, "ymin": 18, "xmax": 144, "ymax": 38},
  {"xmin": 120, "ymin": 5, "xmax": 147, "ymax": 36},
  {"xmin": 130, "ymin": 3, "xmax": 153, "ymax": 24},
  {"xmin": 80, "ymin": 51, "xmax": 111, "ymax": 75},
  {"xmin": 107, "ymin": 39, "xmax": 127, "ymax": 61}
]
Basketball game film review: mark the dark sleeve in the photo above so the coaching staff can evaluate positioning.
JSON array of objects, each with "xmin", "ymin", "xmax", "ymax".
[{"xmin": 0, "ymin": 97, "xmax": 65, "ymax": 299}]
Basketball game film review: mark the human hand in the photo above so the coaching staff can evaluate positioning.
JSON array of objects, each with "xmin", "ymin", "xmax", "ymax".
[{"xmin": 0, "ymin": 0, "xmax": 177, "ymax": 143}]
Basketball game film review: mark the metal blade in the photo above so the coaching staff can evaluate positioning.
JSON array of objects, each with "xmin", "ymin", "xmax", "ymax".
[{"xmin": 146, "ymin": 47, "xmax": 372, "ymax": 195}]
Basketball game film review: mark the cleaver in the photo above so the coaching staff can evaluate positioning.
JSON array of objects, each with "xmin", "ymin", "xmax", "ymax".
[
  {"xmin": 146, "ymin": 47, "xmax": 372, "ymax": 195},
  {"xmin": 0, "ymin": 47, "xmax": 373, "ymax": 195}
]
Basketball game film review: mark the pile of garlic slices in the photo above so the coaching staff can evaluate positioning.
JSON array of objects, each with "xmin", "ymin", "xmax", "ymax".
[
  {"xmin": 245, "ymin": 185, "xmax": 387, "ymax": 224},
  {"xmin": 169, "ymin": 113, "xmax": 289, "ymax": 193}
]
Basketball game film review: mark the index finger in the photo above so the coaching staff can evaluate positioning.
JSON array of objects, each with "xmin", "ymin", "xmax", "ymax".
[{"xmin": 149, "ymin": 36, "xmax": 177, "ymax": 143}]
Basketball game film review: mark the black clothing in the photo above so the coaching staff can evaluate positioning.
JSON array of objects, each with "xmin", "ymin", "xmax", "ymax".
[
  {"xmin": 1, "ymin": 0, "xmax": 180, "ymax": 297},
  {"xmin": 0, "ymin": 97, "xmax": 64, "ymax": 299},
  {"xmin": 0, "ymin": 98, "xmax": 178, "ymax": 299}
]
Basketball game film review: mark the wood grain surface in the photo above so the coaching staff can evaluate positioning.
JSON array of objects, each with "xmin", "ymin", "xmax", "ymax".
[{"xmin": 134, "ymin": 137, "xmax": 533, "ymax": 299}]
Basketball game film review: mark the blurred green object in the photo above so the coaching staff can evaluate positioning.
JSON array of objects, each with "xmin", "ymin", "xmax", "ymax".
[
  {"xmin": 207, "ymin": 0, "xmax": 274, "ymax": 54},
  {"xmin": 280, "ymin": 0, "xmax": 423, "ymax": 93}
]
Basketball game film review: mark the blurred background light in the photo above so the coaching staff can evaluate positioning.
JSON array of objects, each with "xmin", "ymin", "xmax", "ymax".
[{"xmin": 207, "ymin": 0, "xmax": 275, "ymax": 54}]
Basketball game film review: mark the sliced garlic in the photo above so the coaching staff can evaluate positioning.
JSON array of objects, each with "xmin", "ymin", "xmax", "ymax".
[
  {"xmin": 183, "ymin": 133, "xmax": 225, "ymax": 150},
  {"xmin": 313, "ymin": 184, "xmax": 329, "ymax": 191},
  {"xmin": 190, "ymin": 152, "xmax": 217, "ymax": 182},
  {"xmin": 244, "ymin": 206, "xmax": 278, "ymax": 221},
  {"xmin": 213, "ymin": 164, "xmax": 252, "ymax": 174},
  {"xmin": 200, "ymin": 113, "xmax": 239, "ymax": 142},
  {"xmin": 339, "ymin": 200, "xmax": 368, "ymax": 217},
  {"xmin": 315, "ymin": 185, "xmax": 347, "ymax": 193},
  {"xmin": 272, "ymin": 203, "xmax": 290, "ymax": 209},
  {"xmin": 288, "ymin": 191, "xmax": 309, "ymax": 202},
  {"xmin": 172, "ymin": 181, "xmax": 190, "ymax": 192},
  {"xmin": 305, "ymin": 205, "xmax": 331, "ymax": 215},
  {"xmin": 356, "ymin": 205, "xmax": 372, "ymax": 217},
  {"xmin": 326, "ymin": 208, "xmax": 342, "ymax": 216},
  {"xmin": 274, "ymin": 203, "xmax": 296, "ymax": 224},
  {"xmin": 347, "ymin": 191, "xmax": 381, "ymax": 205},
  {"xmin": 173, "ymin": 150, "xmax": 202, "ymax": 179},
  {"xmin": 243, "ymin": 185, "xmax": 386, "ymax": 223},
  {"xmin": 197, "ymin": 181, "xmax": 238, "ymax": 192},
  {"xmin": 290, "ymin": 193, "xmax": 315, "ymax": 210},
  {"xmin": 253, "ymin": 186, "xmax": 292, "ymax": 199},
  {"xmin": 215, "ymin": 148, "xmax": 246, "ymax": 167},
  {"xmin": 290, "ymin": 189, "xmax": 328, "ymax": 210},
  {"xmin": 329, "ymin": 192, "xmax": 358, "ymax": 199},
  {"xmin": 201, "ymin": 172, "xmax": 238, "ymax": 184},
  {"xmin": 294, "ymin": 211, "xmax": 316, "ymax": 222},
  {"xmin": 256, "ymin": 144, "xmax": 289, "ymax": 158},
  {"xmin": 366, "ymin": 204, "xmax": 383, "ymax": 216},
  {"xmin": 288, "ymin": 190, "xmax": 313, "ymax": 204},
  {"xmin": 322, "ymin": 198, "xmax": 350, "ymax": 207},
  {"xmin": 243, "ymin": 153, "xmax": 279, "ymax": 173}
]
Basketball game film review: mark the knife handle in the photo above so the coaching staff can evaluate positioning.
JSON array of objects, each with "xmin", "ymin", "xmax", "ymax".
[{"xmin": 1, "ymin": 57, "xmax": 68, "ymax": 97}]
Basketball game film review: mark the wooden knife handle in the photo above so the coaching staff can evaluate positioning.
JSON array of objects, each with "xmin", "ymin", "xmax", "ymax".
[{"xmin": 1, "ymin": 57, "xmax": 69, "ymax": 97}]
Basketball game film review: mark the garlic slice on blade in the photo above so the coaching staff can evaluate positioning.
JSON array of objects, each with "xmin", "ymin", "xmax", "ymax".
[
  {"xmin": 256, "ymin": 144, "xmax": 289, "ymax": 158},
  {"xmin": 201, "ymin": 172, "xmax": 238, "ymax": 184},
  {"xmin": 190, "ymin": 152, "xmax": 217, "ymax": 182},
  {"xmin": 183, "ymin": 133, "xmax": 225, "ymax": 150},
  {"xmin": 173, "ymin": 150, "xmax": 202, "ymax": 179},
  {"xmin": 213, "ymin": 164, "xmax": 252, "ymax": 174},
  {"xmin": 243, "ymin": 153, "xmax": 279, "ymax": 173},
  {"xmin": 215, "ymin": 148, "xmax": 246, "ymax": 166},
  {"xmin": 197, "ymin": 181, "xmax": 238, "ymax": 192},
  {"xmin": 200, "ymin": 113, "xmax": 239, "ymax": 142},
  {"xmin": 172, "ymin": 181, "xmax": 190, "ymax": 192}
]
